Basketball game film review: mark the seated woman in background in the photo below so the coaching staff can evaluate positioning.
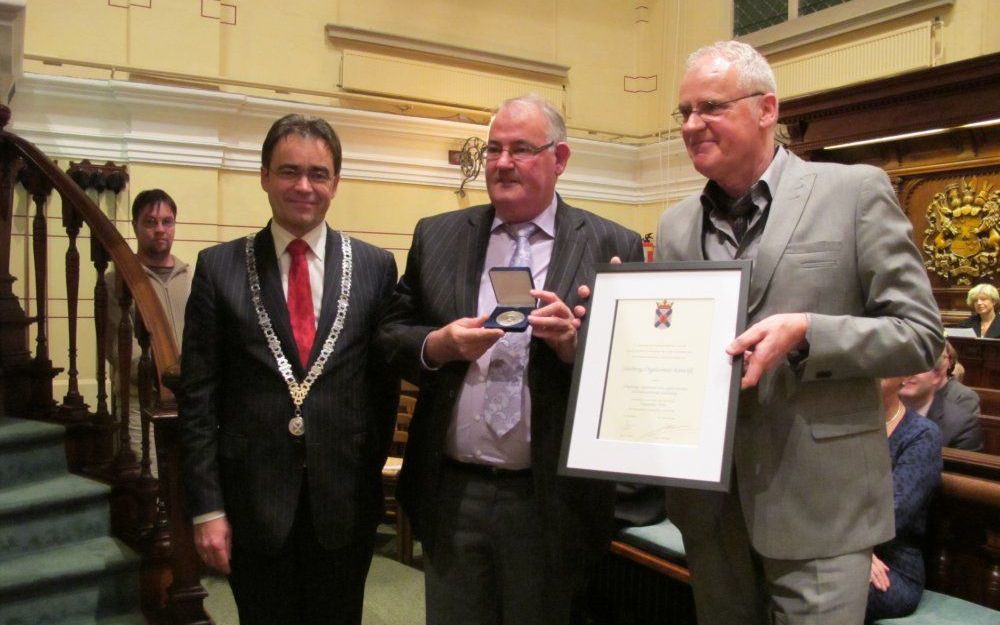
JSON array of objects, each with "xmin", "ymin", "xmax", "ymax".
[
  {"xmin": 958, "ymin": 283, "xmax": 1000, "ymax": 338},
  {"xmin": 866, "ymin": 378, "xmax": 943, "ymax": 623}
]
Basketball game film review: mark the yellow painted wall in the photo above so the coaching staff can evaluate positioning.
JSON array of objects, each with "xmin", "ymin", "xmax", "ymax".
[
  {"xmin": 940, "ymin": 0, "xmax": 1000, "ymax": 61},
  {"xmin": 25, "ymin": 0, "xmax": 667, "ymax": 136},
  {"xmin": 126, "ymin": 1, "xmax": 220, "ymax": 76},
  {"xmin": 22, "ymin": 1, "xmax": 1000, "ymax": 137},
  {"xmin": 15, "ymin": 0, "xmax": 1000, "ymax": 406},
  {"xmin": 222, "ymin": 0, "xmax": 341, "ymax": 97},
  {"xmin": 24, "ymin": 0, "xmax": 127, "ymax": 66},
  {"xmin": 336, "ymin": 0, "xmax": 558, "ymax": 63}
]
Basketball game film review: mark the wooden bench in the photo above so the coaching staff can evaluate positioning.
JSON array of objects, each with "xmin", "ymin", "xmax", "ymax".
[
  {"xmin": 968, "ymin": 386, "xmax": 1000, "ymax": 454},
  {"xmin": 588, "ymin": 449, "xmax": 999, "ymax": 624},
  {"xmin": 586, "ymin": 519, "xmax": 695, "ymax": 624}
]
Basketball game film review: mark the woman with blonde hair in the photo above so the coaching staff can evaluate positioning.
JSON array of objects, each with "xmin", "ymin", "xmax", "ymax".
[{"xmin": 958, "ymin": 283, "xmax": 1000, "ymax": 338}]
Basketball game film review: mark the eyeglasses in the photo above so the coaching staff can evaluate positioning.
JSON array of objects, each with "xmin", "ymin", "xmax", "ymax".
[
  {"xmin": 481, "ymin": 141, "xmax": 555, "ymax": 162},
  {"xmin": 671, "ymin": 93, "xmax": 764, "ymax": 125},
  {"xmin": 271, "ymin": 166, "xmax": 334, "ymax": 184}
]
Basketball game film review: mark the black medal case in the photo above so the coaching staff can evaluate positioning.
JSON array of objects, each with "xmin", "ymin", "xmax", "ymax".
[{"xmin": 484, "ymin": 267, "xmax": 536, "ymax": 332}]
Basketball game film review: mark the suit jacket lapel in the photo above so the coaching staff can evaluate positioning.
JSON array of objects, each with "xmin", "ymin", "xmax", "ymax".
[
  {"xmin": 312, "ymin": 226, "xmax": 343, "ymax": 367},
  {"xmin": 748, "ymin": 155, "xmax": 814, "ymax": 316},
  {"xmin": 455, "ymin": 205, "xmax": 494, "ymax": 318},
  {"xmin": 254, "ymin": 226, "xmax": 302, "ymax": 375},
  {"xmin": 679, "ymin": 207, "xmax": 707, "ymax": 261},
  {"xmin": 545, "ymin": 197, "xmax": 586, "ymax": 302}
]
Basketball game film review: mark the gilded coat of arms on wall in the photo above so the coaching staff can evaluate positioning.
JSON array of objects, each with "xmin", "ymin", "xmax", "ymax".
[{"xmin": 923, "ymin": 178, "xmax": 1000, "ymax": 285}]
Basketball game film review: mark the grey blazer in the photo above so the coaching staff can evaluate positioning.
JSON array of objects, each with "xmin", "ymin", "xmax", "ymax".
[
  {"xmin": 656, "ymin": 152, "xmax": 943, "ymax": 560},
  {"xmin": 178, "ymin": 224, "xmax": 399, "ymax": 554},
  {"xmin": 378, "ymin": 197, "xmax": 644, "ymax": 578},
  {"xmin": 927, "ymin": 389, "xmax": 984, "ymax": 451}
]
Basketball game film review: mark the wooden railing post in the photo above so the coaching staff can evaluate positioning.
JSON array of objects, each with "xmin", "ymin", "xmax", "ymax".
[
  {"xmin": 83, "ymin": 239, "xmax": 117, "ymax": 474},
  {"xmin": 113, "ymin": 274, "xmax": 139, "ymax": 480},
  {"xmin": 136, "ymin": 314, "xmax": 155, "ymax": 481},
  {"xmin": 58, "ymin": 202, "xmax": 87, "ymax": 420},
  {"xmin": 159, "ymin": 367, "xmax": 211, "ymax": 625},
  {"xmin": 0, "ymin": 139, "xmax": 30, "ymax": 418},
  {"xmin": 16, "ymin": 163, "xmax": 59, "ymax": 419}
]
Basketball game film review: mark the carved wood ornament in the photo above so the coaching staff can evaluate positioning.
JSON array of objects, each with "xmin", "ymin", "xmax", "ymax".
[{"xmin": 924, "ymin": 178, "xmax": 1000, "ymax": 285}]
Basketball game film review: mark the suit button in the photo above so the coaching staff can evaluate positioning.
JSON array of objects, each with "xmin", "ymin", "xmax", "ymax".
[{"xmin": 448, "ymin": 390, "xmax": 456, "ymax": 398}]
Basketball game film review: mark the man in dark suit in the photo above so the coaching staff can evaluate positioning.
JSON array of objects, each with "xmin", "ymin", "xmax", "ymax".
[
  {"xmin": 178, "ymin": 114, "xmax": 398, "ymax": 625},
  {"xmin": 939, "ymin": 340, "xmax": 980, "ymax": 418},
  {"xmin": 899, "ymin": 352, "xmax": 984, "ymax": 451},
  {"xmin": 655, "ymin": 41, "xmax": 942, "ymax": 625},
  {"xmin": 379, "ymin": 95, "xmax": 643, "ymax": 625}
]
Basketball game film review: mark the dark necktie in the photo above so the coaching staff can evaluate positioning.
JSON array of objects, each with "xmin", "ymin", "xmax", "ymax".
[
  {"xmin": 286, "ymin": 239, "xmax": 316, "ymax": 368},
  {"xmin": 730, "ymin": 195, "xmax": 755, "ymax": 244}
]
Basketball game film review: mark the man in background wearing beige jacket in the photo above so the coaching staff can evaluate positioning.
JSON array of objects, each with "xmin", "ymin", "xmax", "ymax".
[{"xmin": 106, "ymin": 188, "xmax": 192, "ymax": 474}]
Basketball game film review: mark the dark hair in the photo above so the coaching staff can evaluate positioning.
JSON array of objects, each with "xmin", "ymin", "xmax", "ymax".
[
  {"xmin": 260, "ymin": 114, "xmax": 342, "ymax": 175},
  {"xmin": 131, "ymin": 188, "xmax": 177, "ymax": 223},
  {"xmin": 943, "ymin": 340, "xmax": 959, "ymax": 376}
]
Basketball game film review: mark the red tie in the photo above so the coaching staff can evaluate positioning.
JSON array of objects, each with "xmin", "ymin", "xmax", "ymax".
[{"xmin": 286, "ymin": 239, "xmax": 316, "ymax": 368}]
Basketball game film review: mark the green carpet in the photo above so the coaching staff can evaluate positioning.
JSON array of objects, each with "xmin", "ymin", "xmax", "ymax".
[
  {"xmin": 0, "ymin": 417, "xmax": 144, "ymax": 625},
  {"xmin": 201, "ymin": 527, "xmax": 426, "ymax": 625}
]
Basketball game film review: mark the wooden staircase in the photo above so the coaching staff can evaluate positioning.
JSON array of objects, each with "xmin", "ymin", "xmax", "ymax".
[
  {"xmin": 0, "ymin": 106, "xmax": 210, "ymax": 625},
  {"xmin": 0, "ymin": 416, "xmax": 144, "ymax": 625}
]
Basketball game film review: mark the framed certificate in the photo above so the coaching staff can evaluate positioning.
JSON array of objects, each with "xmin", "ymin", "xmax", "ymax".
[{"xmin": 559, "ymin": 261, "xmax": 751, "ymax": 491}]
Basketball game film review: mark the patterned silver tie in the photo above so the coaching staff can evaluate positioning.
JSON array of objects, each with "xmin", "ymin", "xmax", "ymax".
[{"xmin": 483, "ymin": 223, "xmax": 537, "ymax": 437}]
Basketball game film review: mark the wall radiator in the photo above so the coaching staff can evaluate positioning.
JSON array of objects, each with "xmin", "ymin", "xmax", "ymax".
[{"xmin": 772, "ymin": 21, "xmax": 934, "ymax": 98}]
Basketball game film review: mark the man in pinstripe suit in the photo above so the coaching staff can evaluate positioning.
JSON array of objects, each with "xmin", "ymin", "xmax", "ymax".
[
  {"xmin": 178, "ymin": 114, "xmax": 398, "ymax": 625},
  {"xmin": 379, "ymin": 95, "xmax": 644, "ymax": 625}
]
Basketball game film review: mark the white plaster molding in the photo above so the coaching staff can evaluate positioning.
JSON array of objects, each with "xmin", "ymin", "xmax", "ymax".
[
  {"xmin": 9, "ymin": 73, "xmax": 698, "ymax": 205},
  {"xmin": 0, "ymin": 0, "xmax": 24, "ymax": 104},
  {"xmin": 326, "ymin": 24, "xmax": 569, "ymax": 79}
]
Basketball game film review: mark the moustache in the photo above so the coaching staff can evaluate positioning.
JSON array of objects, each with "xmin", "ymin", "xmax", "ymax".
[{"xmin": 492, "ymin": 173, "xmax": 520, "ymax": 183}]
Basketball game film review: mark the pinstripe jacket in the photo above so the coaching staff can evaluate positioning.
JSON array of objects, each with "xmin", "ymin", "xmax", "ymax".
[
  {"xmin": 378, "ymin": 197, "xmax": 644, "ymax": 575},
  {"xmin": 178, "ymin": 223, "xmax": 399, "ymax": 553}
]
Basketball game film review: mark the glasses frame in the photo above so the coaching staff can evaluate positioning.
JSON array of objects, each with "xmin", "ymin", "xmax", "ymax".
[
  {"xmin": 481, "ymin": 141, "xmax": 556, "ymax": 162},
  {"xmin": 270, "ymin": 165, "xmax": 335, "ymax": 185},
  {"xmin": 672, "ymin": 93, "xmax": 765, "ymax": 125}
]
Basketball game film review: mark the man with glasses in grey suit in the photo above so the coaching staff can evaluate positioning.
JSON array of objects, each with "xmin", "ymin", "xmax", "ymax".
[
  {"xmin": 178, "ymin": 114, "xmax": 398, "ymax": 625},
  {"xmin": 655, "ymin": 41, "xmax": 943, "ymax": 625},
  {"xmin": 379, "ymin": 95, "xmax": 644, "ymax": 625}
]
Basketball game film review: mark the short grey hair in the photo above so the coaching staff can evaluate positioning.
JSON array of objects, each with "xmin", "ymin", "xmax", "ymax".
[
  {"xmin": 495, "ymin": 94, "xmax": 567, "ymax": 144},
  {"xmin": 686, "ymin": 41, "xmax": 777, "ymax": 96}
]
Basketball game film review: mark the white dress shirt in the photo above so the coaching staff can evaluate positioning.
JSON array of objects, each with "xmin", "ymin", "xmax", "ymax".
[
  {"xmin": 445, "ymin": 196, "xmax": 558, "ymax": 469},
  {"xmin": 270, "ymin": 220, "xmax": 326, "ymax": 324}
]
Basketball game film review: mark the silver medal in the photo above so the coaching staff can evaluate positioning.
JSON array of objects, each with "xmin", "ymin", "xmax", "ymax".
[{"xmin": 497, "ymin": 310, "xmax": 526, "ymax": 327}]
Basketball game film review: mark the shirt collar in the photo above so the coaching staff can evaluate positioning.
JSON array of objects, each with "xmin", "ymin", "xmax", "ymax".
[
  {"xmin": 759, "ymin": 144, "xmax": 787, "ymax": 198},
  {"xmin": 701, "ymin": 145, "xmax": 787, "ymax": 219},
  {"xmin": 490, "ymin": 194, "xmax": 558, "ymax": 238},
  {"xmin": 270, "ymin": 220, "xmax": 327, "ymax": 263}
]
